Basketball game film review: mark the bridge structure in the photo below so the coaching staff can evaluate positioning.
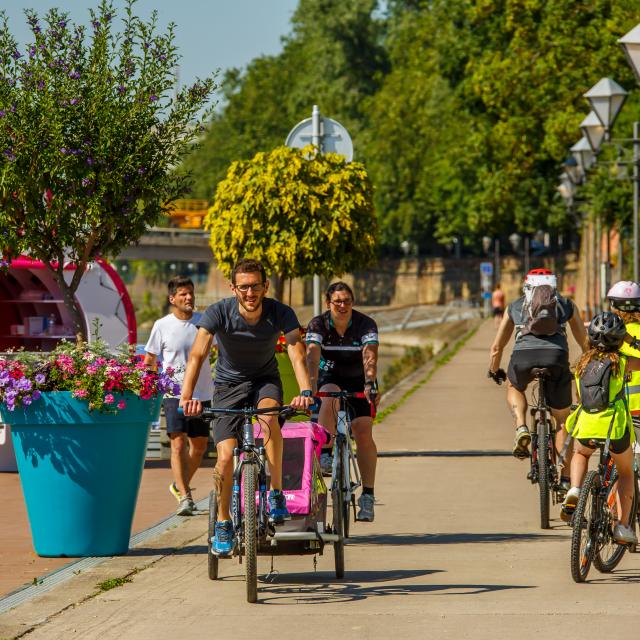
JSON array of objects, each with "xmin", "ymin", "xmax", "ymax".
[{"xmin": 117, "ymin": 227, "xmax": 213, "ymax": 262}]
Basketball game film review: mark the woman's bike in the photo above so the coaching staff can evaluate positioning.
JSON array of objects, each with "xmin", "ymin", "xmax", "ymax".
[
  {"xmin": 315, "ymin": 390, "xmax": 376, "ymax": 573},
  {"xmin": 528, "ymin": 368, "xmax": 565, "ymax": 529},
  {"xmin": 569, "ymin": 436, "xmax": 639, "ymax": 583}
]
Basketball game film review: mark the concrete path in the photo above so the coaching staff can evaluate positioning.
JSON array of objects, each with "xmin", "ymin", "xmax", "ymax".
[{"xmin": 2, "ymin": 320, "xmax": 639, "ymax": 639}]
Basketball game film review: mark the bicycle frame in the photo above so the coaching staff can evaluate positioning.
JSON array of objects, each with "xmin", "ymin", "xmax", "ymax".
[
  {"xmin": 332, "ymin": 404, "xmax": 361, "ymax": 507},
  {"xmin": 529, "ymin": 374, "xmax": 560, "ymax": 495}
]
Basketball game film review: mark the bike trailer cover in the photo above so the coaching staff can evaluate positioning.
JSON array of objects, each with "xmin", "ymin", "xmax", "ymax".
[{"xmin": 243, "ymin": 421, "xmax": 329, "ymax": 516}]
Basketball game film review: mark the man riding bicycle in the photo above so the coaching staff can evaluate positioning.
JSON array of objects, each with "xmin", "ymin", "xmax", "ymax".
[
  {"xmin": 180, "ymin": 259, "xmax": 314, "ymax": 556},
  {"xmin": 306, "ymin": 282, "xmax": 380, "ymax": 522},
  {"xmin": 488, "ymin": 269, "xmax": 588, "ymax": 479}
]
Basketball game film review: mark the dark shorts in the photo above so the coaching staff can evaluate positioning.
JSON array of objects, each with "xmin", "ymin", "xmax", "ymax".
[
  {"xmin": 318, "ymin": 375, "xmax": 373, "ymax": 420},
  {"xmin": 211, "ymin": 377, "xmax": 283, "ymax": 444},
  {"xmin": 164, "ymin": 398, "xmax": 211, "ymax": 438},
  {"xmin": 507, "ymin": 349, "xmax": 572, "ymax": 410},
  {"xmin": 492, "ymin": 306, "xmax": 504, "ymax": 317},
  {"xmin": 578, "ymin": 427, "xmax": 631, "ymax": 455}
]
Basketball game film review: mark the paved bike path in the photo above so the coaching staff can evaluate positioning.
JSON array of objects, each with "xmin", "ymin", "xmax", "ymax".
[{"xmin": 2, "ymin": 320, "xmax": 639, "ymax": 639}]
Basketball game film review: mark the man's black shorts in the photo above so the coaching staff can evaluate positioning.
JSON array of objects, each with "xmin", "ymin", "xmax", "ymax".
[
  {"xmin": 507, "ymin": 349, "xmax": 572, "ymax": 410},
  {"xmin": 164, "ymin": 398, "xmax": 211, "ymax": 438},
  {"xmin": 211, "ymin": 377, "xmax": 283, "ymax": 444},
  {"xmin": 318, "ymin": 375, "xmax": 373, "ymax": 420}
]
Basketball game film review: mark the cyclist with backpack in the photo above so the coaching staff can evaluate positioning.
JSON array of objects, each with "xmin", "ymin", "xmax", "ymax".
[
  {"xmin": 560, "ymin": 312, "xmax": 640, "ymax": 544},
  {"xmin": 488, "ymin": 269, "xmax": 589, "ymax": 472}
]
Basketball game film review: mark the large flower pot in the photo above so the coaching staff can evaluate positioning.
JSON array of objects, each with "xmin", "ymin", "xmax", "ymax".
[
  {"xmin": 2, "ymin": 392, "xmax": 161, "ymax": 557},
  {"xmin": 0, "ymin": 423, "xmax": 18, "ymax": 472}
]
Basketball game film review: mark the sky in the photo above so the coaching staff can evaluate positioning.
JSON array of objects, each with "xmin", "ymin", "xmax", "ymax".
[{"xmin": 3, "ymin": 1, "xmax": 299, "ymax": 90}]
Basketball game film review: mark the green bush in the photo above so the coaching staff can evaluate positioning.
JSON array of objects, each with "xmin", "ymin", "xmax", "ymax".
[{"xmin": 382, "ymin": 344, "xmax": 434, "ymax": 391}]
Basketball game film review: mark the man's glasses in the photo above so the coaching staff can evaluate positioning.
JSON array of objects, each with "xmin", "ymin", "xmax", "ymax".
[
  {"xmin": 330, "ymin": 299, "xmax": 353, "ymax": 307},
  {"xmin": 234, "ymin": 282, "xmax": 266, "ymax": 293}
]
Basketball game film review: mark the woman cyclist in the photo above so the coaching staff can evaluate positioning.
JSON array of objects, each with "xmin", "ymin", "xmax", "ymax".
[
  {"xmin": 561, "ymin": 312, "xmax": 639, "ymax": 544},
  {"xmin": 305, "ymin": 282, "xmax": 380, "ymax": 522}
]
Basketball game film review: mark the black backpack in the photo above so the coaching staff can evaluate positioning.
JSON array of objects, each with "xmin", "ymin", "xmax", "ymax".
[
  {"xmin": 579, "ymin": 357, "xmax": 616, "ymax": 414},
  {"xmin": 520, "ymin": 285, "xmax": 560, "ymax": 337}
]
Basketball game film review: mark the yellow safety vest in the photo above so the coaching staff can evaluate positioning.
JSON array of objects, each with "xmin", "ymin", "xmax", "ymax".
[
  {"xmin": 566, "ymin": 354, "xmax": 633, "ymax": 442},
  {"xmin": 619, "ymin": 321, "xmax": 640, "ymax": 414}
]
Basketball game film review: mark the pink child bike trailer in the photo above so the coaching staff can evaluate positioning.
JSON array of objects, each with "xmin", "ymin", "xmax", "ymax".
[{"xmin": 242, "ymin": 421, "xmax": 329, "ymax": 515}]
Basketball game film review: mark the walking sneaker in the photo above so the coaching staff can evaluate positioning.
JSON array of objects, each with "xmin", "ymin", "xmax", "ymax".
[
  {"xmin": 560, "ymin": 486, "xmax": 580, "ymax": 523},
  {"xmin": 268, "ymin": 490, "xmax": 291, "ymax": 525},
  {"xmin": 512, "ymin": 425, "xmax": 531, "ymax": 459},
  {"xmin": 613, "ymin": 523, "xmax": 638, "ymax": 545},
  {"xmin": 170, "ymin": 482, "xmax": 194, "ymax": 516},
  {"xmin": 320, "ymin": 452, "xmax": 333, "ymax": 477},
  {"xmin": 356, "ymin": 493, "xmax": 375, "ymax": 522},
  {"xmin": 212, "ymin": 520, "xmax": 234, "ymax": 556}
]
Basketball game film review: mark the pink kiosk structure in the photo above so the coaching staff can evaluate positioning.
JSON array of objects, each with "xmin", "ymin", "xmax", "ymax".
[{"xmin": 0, "ymin": 257, "xmax": 136, "ymax": 470}]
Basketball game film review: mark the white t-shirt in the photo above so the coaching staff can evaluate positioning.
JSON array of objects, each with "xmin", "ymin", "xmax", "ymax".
[{"xmin": 144, "ymin": 312, "xmax": 214, "ymax": 400}]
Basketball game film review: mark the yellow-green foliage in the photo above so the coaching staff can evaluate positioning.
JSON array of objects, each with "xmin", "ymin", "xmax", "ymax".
[{"xmin": 205, "ymin": 145, "xmax": 377, "ymax": 279}]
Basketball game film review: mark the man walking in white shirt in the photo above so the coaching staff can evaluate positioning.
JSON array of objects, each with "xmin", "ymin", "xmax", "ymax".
[{"xmin": 144, "ymin": 276, "xmax": 214, "ymax": 516}]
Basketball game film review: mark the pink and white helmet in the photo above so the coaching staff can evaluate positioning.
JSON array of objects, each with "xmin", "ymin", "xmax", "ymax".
[
  {"xmin": 607, "ymin": 280, "xmax": 640, "ymax": 312},
  {"xmin": 523, "ymin": 268, "xmax": 557, "ymax": 290}
]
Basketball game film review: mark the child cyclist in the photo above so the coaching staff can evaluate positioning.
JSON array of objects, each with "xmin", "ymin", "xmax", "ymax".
[{"xmin": 561, "ymin": 311, "xmax": 640, "ymax": 544}]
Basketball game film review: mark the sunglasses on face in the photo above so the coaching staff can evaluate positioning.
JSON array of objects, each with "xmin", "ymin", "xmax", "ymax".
[{"xmin": 330, "ymin": 299, "xmax": 353, "ymax": 307}]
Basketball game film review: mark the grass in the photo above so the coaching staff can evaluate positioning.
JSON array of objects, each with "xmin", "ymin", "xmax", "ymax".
[
  {"xmin": 382, "ymin": 344, "xmax": 434, "ymax": 391},
  {"xmin": 96, "ymin": 576, "xmax": 132, "ymax": 592},
  {"xmin": 375, "ymin": 323, "xmax": 480, "ymax": 424}
]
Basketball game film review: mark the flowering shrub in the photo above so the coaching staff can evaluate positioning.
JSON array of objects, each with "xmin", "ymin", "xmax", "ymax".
[{"xmin": 0, "ymin": 339, "xmax": 179, "ymax": 413}]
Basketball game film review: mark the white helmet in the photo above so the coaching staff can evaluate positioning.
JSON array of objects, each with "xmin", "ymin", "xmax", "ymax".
[
  {"xmin": 523, "ymin": 268, "xmax": 557, "ymax": 291},
  {"xmin": 607, "ymin": 280, "xmax": 640, "ymax": 312}
]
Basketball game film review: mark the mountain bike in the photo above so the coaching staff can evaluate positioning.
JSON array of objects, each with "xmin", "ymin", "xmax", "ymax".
[
  {"xmin": 570, "ymin": 436, "xmax": 639, "ymax": 583},
  {"xmin": 528, "ymin": 368, "xmax": 565, "ymax": 529}
]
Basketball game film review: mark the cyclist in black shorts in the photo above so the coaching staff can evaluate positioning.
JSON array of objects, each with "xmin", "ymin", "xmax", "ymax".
[
  {"xmin": 488, "ymin": 269, "xmax": 588, "ymax": 481},
  {"xmin": 306, "ymin": 282, "xmax": 380, "ymax": 522},
  {"xmin": 180, "ymin": 259, "xmax": 314, "ymax": 556}
]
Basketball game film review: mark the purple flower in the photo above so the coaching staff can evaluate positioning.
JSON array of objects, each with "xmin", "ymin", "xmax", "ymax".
[
  {"xmin": 23, "ymin": 396, "xmax": 32, "ymax": 406},
  {"xmin": 60, "ymin": 147, "xmax": 67, "ymax": 154},
  {"xmin": 11, "ymin": 50, "xmax": 22, "ymax": 60},
  {"xmin": 29, "ymin": 46, "xmax": 36, "ymax": 58},
  {"xmin": 32, "ymin": 390, "xmax": 41, "ymax": 401},
  {"xmin": 69, "ymin": 71, "xmax": 80, "ymax": 79},
  {"xmin": 37, "ymin": 80, "xmax": 45, "ymax": 90},
  {"xmin": 82, "ymin": 177, "xmax": 91, "ymax": 187},
  {"xmin": 149, "ymin": 95, "xmax": 158, "ymax": 102},
  {"xmin": 70, "ymin": 98, "xmax": 79, "ymax": 105},
  {"xmin": 35, "ymin": 373, "xmax": 45, "ymax": 384},
  {"xmin": 92, "ymin": 20, "xmax": 100, "ymax": 29},
  {"xmin": 0, "ymin": 111, "xmax": 5, "ymax": 118},
  {"xmin": 58, "ymin": 20, "xmax": 66, "ymax": 28},
  {"xmin": 3, "ymin": 150, "xmax": 16, "ymax": 162},
  {"xmin": 86, "ymin": 157, "xmax": 94, "ymax": 165},
  {"xmin": 137, "ymin": 167, "xmax": 146, "ymax": 174},
  {"xmin": 33, "ymin": 26, "xmax": 41, "ymax": 34},
  {"xmin": 117, "ymin": 85, "xmax": 126, "ymax": 93}
]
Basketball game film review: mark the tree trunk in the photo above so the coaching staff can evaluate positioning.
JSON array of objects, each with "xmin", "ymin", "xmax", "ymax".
[
  {"xmin": 47, "ymin": 265, "xmax": 87, "ymax": 343},
  {"xmin": 269, "ymin": 273, "xmax": 285, "ymax": 301}
]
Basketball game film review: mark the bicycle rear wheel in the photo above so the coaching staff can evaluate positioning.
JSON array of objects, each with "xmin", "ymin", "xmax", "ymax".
[
  {"xmin": 594, "ymin": 475, "xmax": 636, "ymax": 572},
  {"xmin": 207, "ymin": 489, "xmax": 219, "ymax": 580},
  {"xmin": 332, "ymin": 448, "xmax": 345, "ymax": 578},
  {"xmin": 570, "ymin": 470, "xmax": 599, "ymax": 583},
  {"xmin": 244, "ymin": 464, "xmax": 258, "ymax": 603},
  {"xmin": 537, "ymin": 420, "xmax": 550, "ymax": 529}
]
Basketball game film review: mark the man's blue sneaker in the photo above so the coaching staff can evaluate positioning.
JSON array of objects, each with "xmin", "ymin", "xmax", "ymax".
[
  {"xmin": 212, "ymin": 520, "xmax": 234, "ymax": 556},
  {"xmin": 268, "ymin": 490, "xmax": 291, "ymax": 525}
]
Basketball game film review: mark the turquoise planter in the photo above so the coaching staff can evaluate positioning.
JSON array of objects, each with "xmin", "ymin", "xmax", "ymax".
[{"xmin": 2, "ymin": 392, "xmax": 161, "ymax": 557}]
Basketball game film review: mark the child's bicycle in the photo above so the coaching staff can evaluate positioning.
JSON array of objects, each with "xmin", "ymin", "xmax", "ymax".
[
  {"xmin": 188, "ymin": 404, "xmax": 341, "ymax": 603},
  {"xmin": 569, "ymin": 435, "xmax": 640, "ymax": 583},
  {"xmin": 528, "ymin": 368, "xmax": 566, "ymax": 529}
]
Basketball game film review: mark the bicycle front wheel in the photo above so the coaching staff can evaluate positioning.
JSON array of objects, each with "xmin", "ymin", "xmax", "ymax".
[
  {"xmin": 594, "ymin": 475, "xmax": 635, "ymax": 572},
  {"xmin": 332, "ymin": 448, "xmax": 345, "ymax": 578},
  {"xmin": 537, "ymin": 421, "xmax": 550, "ymax": 529},
  {"xmin": 244, "ymin": 464, "xmax": 258, "ymax": 603},
  {"xmin": 570, "ymin": 470, "xmax": 599, "ymax": 583},
  {"xmin": 207, "ymin": 489, "xmax": 219, "ymax": 580}
]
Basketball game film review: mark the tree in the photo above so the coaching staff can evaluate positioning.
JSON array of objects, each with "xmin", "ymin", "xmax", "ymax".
[
  {"xmin": 205, "ymin": 145, "xmax": 377, "ymax": 299},
  {"xmin": 0, "ymin": 0, "xmax": 216, "ymax": 340}
]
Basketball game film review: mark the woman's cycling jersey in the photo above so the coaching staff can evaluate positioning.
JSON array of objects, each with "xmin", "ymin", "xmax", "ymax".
[{"xmin": 306, "ymin": 310, "xmax": 379, "ymax": 380}]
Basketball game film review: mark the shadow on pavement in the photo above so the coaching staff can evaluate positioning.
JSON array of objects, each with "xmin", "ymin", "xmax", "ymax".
[
  {"xmin": 351, "ymin": 532, "xmax": 567, "ymax": 545},
  {"xmin": 584, "ymin": 568, "xmax": 640, "ymax": 585},
  {"xmin": 246, "ymin": 569, "xmax": 534, "ymax": 605}
]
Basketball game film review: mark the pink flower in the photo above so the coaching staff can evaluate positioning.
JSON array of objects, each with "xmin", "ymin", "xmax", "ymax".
[
  {"xmin": 104, "ymin": 393, "xmax": 115, "ymax": 404},
  {"xmin": 117, "ymin": 399, "xmax": 126, "ymax": 410},
  {"xmin": 73, "ymin": 389, "xmax": 88, "ymax": 398}
]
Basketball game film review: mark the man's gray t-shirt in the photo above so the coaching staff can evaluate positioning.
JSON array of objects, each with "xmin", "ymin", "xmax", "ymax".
[
  {"xmin": 197, "ymin": 297, "xmax": 300, "ymax": 384},
  {"xmin": 508, "ymin": 294, "xmax": 573, "ymax": 352}
]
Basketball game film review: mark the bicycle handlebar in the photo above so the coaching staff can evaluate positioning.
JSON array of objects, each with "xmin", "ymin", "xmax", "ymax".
[
  {"xmin": 315, "ymin": 390, "xmax": 378, "ymax": 418},
  {"xmin": 178, "ymin": 405, "xmax": 299, "ymax": 419}
]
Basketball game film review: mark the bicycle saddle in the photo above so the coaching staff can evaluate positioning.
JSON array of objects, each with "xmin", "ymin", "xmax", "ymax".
[{"xmin": 530, "ymin": 367, "xmax": 551, "ymax": 377}]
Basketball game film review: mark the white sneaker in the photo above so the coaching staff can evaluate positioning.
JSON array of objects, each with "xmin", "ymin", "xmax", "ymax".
[
  {"xmin": 356, "ymin": 493, "xmax": 375, "ymax": 522},
  {"xmin": 560, "ymin": 486, "xmax": 580, "ymax": 523},
  {"xmin": 613, "ymin": 523, "xmax": 638, "ymax": 545}
]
